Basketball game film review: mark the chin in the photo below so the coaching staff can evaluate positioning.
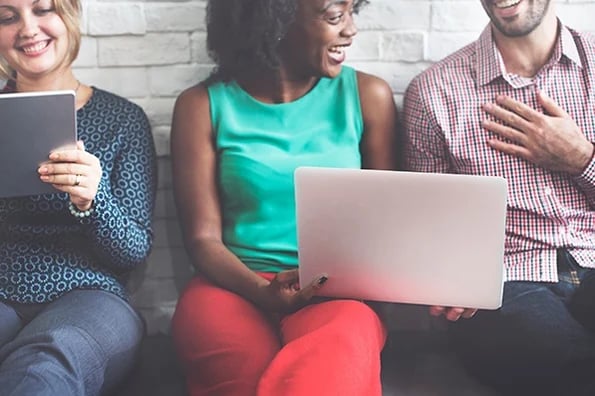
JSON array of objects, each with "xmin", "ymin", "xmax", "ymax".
[{"xmin": 321, "ymin": 65, "xmax": 343, "ymax": 79}]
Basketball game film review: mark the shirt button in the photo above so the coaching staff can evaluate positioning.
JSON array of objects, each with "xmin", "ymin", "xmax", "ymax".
[{"xmin": 544, "ymin": 187, "xmax": 552, "ymax": 196}]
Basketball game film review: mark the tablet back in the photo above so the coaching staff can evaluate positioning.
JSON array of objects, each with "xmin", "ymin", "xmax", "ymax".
[
  {"xmin": 0, "ymin": 91, "xmax": 76, "ymax": 198},
  {"xmin": 295, "ymin": 167, "xmax": 507, "ymax": 309}
]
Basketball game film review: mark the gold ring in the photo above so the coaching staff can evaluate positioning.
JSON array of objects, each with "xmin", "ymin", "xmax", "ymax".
[{"xmin": 74, "ymin": 174, "xmax": 81, "ymax": 186}]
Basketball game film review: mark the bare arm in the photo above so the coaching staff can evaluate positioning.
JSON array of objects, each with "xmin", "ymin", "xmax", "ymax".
[
  {"xmin": 357, "ymin": 71, "xmax": 398, "ymax": 170},
  {"xmin": 171, "ymin": 85, "xmax": 270, "ymax": 300},
  {"xmin": 170, "ymin": 84, "xmax": 324, "ymax": 312}
]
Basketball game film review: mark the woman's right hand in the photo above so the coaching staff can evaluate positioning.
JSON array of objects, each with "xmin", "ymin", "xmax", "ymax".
[{"xmin": 256, "ymin": 269, "xmax": 328, "ymax": 313}]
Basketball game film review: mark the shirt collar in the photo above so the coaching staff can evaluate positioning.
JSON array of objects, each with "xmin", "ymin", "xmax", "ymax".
[{"xmin": 476, "ymin": 19, "xmax": 583, "ymax": 87}]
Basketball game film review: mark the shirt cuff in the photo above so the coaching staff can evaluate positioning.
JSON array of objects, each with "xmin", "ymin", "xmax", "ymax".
[{"xmin": 575, "ymin": 143, "xmax": 595, "ymax": 197}]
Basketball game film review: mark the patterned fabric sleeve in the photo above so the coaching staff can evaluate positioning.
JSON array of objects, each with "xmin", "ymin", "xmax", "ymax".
[
  {"xmin": 402, "ymin": 76, "xmax": 451, "ymax": 173},
  {"xmin": 78, "ymin": 103, "xmax": 157, "ymax": 271},
  {"xmin": 575, "ymin": 148, "xmax": 595, "ymax": 208}
]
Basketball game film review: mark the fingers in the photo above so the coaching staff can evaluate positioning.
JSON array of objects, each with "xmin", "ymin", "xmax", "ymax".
[
  {"xmin": 297, "ymin": 274, "xmax": 328, "ymax": 301},
  {"xmin": 266, "ymin": 271, "xmax": 327, "ymax": 313},
  {"xmin": 482, "ymin": 118, "xmax": 528, "ymax": 146},
  {"xmin": 430, "ymin": 306, "xmax": 477, "ymax": 321},
  {"xmin": 490, "ymin": 95, "xmax": 541, "ymax": 122},
  {"xmin": 537, "ymin": 90, "xmax": 568, "ymax": 118},
  {"xmin": 487, "ymin": 138, "xmax": 533, "ymax": 162},
  {"xmin": 39, "ymin": 140, "xmax": 101, "ymax": 206},
  {"xmin": 38, "ymin": 162, "xmax": 88, "ymax": 178},
  {"xmin": 274, "ymin": 269, "xmax": 300, "ymax": 285},
  {"xmin": 482, "ymin": 102, "xmax": 532, "ymax": 133},
  {"xmin": 461, "ymin": 308, "xmax": 478, "ymax": 319},
  {"xmin": 429, "ymin": 306, "xmax": 445, "ymax": 317},
  {"xmin": 49, "ymin": 147, "xmax": 94, "ymax": 164}
]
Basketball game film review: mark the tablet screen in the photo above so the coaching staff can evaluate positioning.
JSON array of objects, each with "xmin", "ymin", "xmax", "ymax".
[{"xmin": 0, "ymin": 90, "xmax": 77, "ymax": 198}]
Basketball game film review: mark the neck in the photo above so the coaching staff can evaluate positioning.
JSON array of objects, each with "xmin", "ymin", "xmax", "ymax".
[
  {"xmin": 238, "ymin": 69, "xmax": 318, "ymax": 104},
  {"xmin": 15, "ymin": 68, "xmax": 79, "ymax": 93},
  {"xmin": 493, "ymin": 14, "xmax": 559, "ymax": 77}
]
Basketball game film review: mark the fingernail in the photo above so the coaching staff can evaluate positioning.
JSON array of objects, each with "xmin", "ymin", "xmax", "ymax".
[
  {"xmin": 318, "ymin": 276, "xmax": 328, "ymax": 285},
  {"xmin": 38, "ymin": 167, "xmax": 47, "ymax": 174},
  {"xmin": 49, "ymin": 153, "xmax": 59, "ymax": 160}
]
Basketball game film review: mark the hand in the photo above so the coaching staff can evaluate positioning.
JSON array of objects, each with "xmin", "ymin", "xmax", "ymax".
[
  {"xmin": 429, "ymin": 306, "xmax": 477, "ymax": 322},
  {"xmin": 38, "ymin": 140, "xmax": 102, "ymax": 211},
  {"xmin": 481, "ymin": 91, "xmax": 594, "ymax": 175},
  {"xmin": 256, "ymin": 269, "xmax": 328, "ymax": 313}
]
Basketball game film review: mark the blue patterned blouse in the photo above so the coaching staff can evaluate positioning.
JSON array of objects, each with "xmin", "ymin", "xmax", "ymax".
[{"xmin": 0, "ymin": 87, "xmax": 157, "ymax": 303}]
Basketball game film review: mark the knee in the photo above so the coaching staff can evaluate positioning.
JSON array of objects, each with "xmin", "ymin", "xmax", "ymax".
[
  {"xmin": 328, "ymin": 300, "xmax": 385, "ymax": 335},
  {"xmin": 307, "ymin": 300, "xmax": 386, "ymax": 347}
]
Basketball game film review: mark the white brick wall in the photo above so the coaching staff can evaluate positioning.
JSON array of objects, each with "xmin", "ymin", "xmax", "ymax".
[{"xmin": 68, "ymin": 0, "xmax": 594, "ymax": 333}]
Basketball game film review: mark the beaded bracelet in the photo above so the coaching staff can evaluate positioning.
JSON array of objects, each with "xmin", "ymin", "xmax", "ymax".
[{"xmin": 68, "ymin": 201, "xmax": 95, "ymax": 218}]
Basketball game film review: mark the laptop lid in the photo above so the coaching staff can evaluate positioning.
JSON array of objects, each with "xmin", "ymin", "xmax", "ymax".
[
  {"xmin": 0, "ymin": 90, "xmax": 77, "ymax": 198},
  {"xmin": 295, "ymin": 167, "xmax": 507, "ymax": 310}
]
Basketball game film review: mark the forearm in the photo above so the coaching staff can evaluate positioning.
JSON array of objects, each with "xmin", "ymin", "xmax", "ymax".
[
  {"xmin": 80, "ymin": 178, "xmax": 155, "ymax": 270},
  {"xmin": 187, "ymin": 238, "xmax": 270, "ymax": 305},
  {"xmin": 81, "ymin": 112, "xmax": 157, "ymax": 270}
]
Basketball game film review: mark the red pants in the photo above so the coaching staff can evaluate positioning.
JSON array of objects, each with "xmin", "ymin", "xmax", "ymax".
[{"xmin": 172, "ymin": 275, "xmax": 387, "ymax": 396}]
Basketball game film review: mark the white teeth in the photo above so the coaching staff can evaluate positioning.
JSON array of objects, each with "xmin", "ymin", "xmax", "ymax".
[
  {"xmin": 21, "ymin": 41, "xmax": 48, "ymax": 54},
  {"xmin": 494, "ymin": 0, "xmax": 521, "ymax": 9},
  {"xmin": 329, "ymin": 46, "xmax": 345, "ymax": 54}
]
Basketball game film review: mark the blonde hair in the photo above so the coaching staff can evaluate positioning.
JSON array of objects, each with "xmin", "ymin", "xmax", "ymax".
[{"xmin": 0, "ymin": 0, "xmax": 82, "ymax": 81}]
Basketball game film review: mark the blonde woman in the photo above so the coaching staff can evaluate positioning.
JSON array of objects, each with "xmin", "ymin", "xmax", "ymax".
[{"xmin": 0, "ymin": 0, "xmax": 157, "ymax": 394}]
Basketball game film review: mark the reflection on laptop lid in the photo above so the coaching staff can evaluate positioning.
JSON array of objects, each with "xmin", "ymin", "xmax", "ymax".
[
  {"xmin": 295, "ymin": 167, "xmax": 507, "ymax": 310},
  {"xmin": 0, "ymin": 91, "xmax": 77, "ymax": 198}
]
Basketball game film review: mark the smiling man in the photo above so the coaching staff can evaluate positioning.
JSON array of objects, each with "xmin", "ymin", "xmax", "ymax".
[{"xmin": 402, "ymin": 0, "xmax": 595, "ymax": 395}]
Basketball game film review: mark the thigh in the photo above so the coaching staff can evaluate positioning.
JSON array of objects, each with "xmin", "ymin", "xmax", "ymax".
[
  {"xmin": 280, "ymin": 299, "xmax": 386, "ymax": 345},
  {"xmin": 0, "ymin": 290, "xmax": 143, "ymax": 395},
  {"xmin": 450, "ymin": 281, "xmax": 595, "ymax": 390},
  {"xmin": 172, "ymin": 276, "xmax": 281, "ymax": 395},
  {"xmin": 0, "ymin": 302, "xmax": 21, "ymax": 348},
  {"xmin": 260, "ymin": 300, "xmax": 386, "ymax": 396}
]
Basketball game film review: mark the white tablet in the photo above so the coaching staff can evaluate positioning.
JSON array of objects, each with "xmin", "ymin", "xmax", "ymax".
[{"xmin": 0, "ymin": 90, "xmax": 77, "ymax": 198}]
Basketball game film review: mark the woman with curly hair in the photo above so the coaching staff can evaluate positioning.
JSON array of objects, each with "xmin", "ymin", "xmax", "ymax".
[{"xmin": 171, "ymin": 0, "xmax": 396, "ymax": 394}]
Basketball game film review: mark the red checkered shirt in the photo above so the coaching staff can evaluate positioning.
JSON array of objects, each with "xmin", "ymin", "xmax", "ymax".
[{"xmin": 403, "ymin": 22, "xmax": 595, "ymax": 282}]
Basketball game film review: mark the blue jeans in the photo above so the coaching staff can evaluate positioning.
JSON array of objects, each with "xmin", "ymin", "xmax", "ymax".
[
  {"xmin": 0, "ymin": 290, "xmax": 144, "ymax": 396},
  {"xmin": 450, "ymin": 250, "xmax": 595, "ymax": 396}
]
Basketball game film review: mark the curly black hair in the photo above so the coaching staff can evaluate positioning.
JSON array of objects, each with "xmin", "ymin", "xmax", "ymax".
[{"xmin": 205, "ymin": 0, "xmax": 369, "ymax": 84}]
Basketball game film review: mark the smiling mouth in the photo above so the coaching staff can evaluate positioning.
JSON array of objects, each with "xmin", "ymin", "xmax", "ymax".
[
  {"xmin": 20, "ymin": 40, "xmax": 50, "ymax": 54},
  {"xmin": 494, "ymin": 0, "xmax": 521, "ymax": 9},
  {"xmin": 329, "ymin": 45, "xmax": 348, "ymax": 55}
]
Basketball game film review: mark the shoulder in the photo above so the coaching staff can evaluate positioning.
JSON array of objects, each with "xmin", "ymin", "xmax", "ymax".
[
  {"xmin": 408, "ymin": 41, "xmax": 477, "ymax": 93},
  {"xmin": 355, "ymin": 70, "xmax": 394, "ymax": 105},
  {"xmin": 171, "ymin": 82, "xmax": 214, "ymax": 140},
  {"xmin": 566, "ymin": 25, "xmax": 595, "ymax": 58},
  {"xmin": 88, "ymin": 87, "xmax": 149, "ymax": 123},
  {"xmin": 174, "ymin": 83, "xmax": 210, "ymax": 110},
  {"xmin": 172, "ymin": 83, "xmax": 212, "ymax": 128},
  {"xmin": 353, "ymin": 70, "xmax": 397, "ymax": 129},
  {"xmin": 567, "ymin": 25, "xmax": 595, "ymax": 44}
]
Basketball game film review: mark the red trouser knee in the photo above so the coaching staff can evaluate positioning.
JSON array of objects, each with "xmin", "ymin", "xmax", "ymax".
[{"xmin": 172, "ymin": 275, "xmax": 387, "ymax": 396}]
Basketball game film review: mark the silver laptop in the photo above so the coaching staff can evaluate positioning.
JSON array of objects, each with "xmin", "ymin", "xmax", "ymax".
[
  {"xmin": 0, "ymin": 90, "xmax": 77, "ymax": 198},
  {"xmin": 295, "ymin": 167, "xmax": 507, "ymax": 310}
]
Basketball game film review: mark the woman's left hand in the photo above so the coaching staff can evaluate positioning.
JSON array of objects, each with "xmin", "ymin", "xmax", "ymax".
[{"xmin": 38, "ymin": 140, "xmax": 102, "ymax": 211}]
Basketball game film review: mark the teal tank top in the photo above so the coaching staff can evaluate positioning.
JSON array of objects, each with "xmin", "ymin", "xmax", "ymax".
[{"xmin": 208, "ymin": 66, "xmax": 363, "ymax": 273}]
